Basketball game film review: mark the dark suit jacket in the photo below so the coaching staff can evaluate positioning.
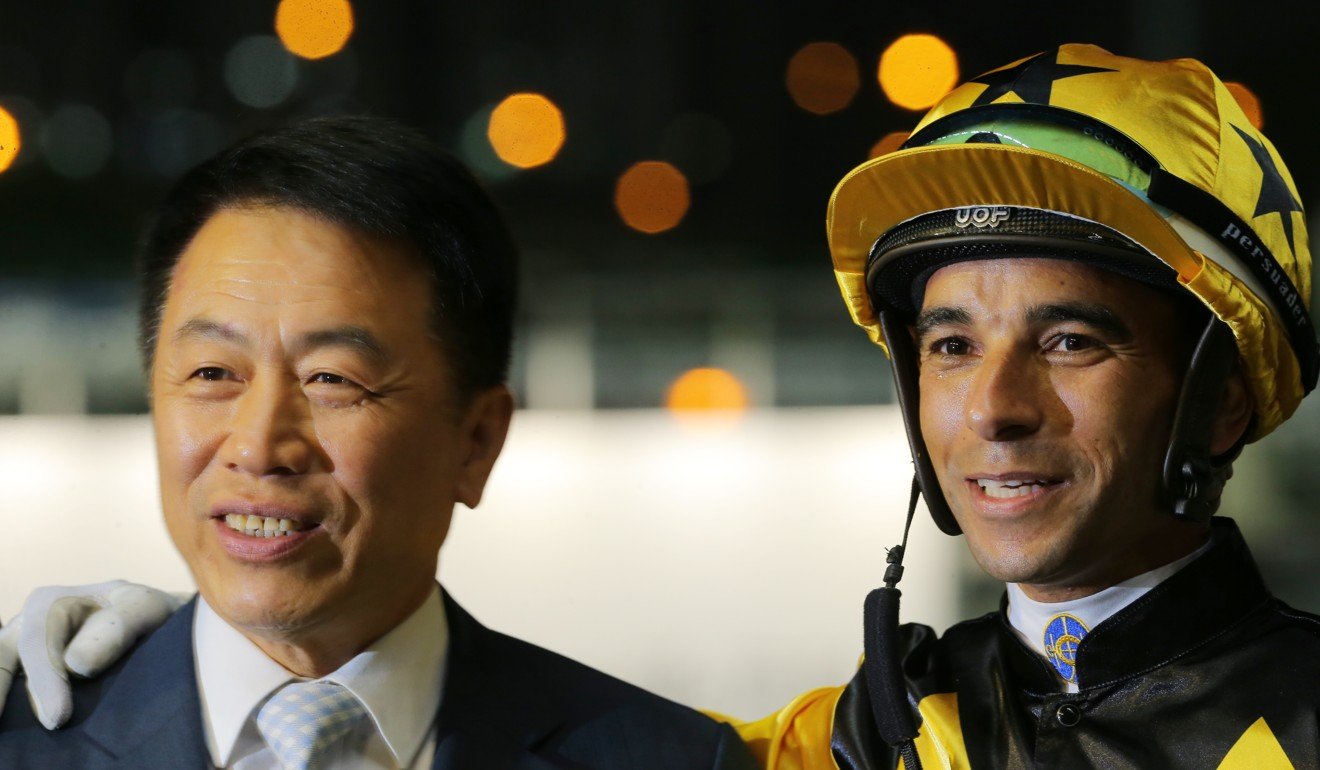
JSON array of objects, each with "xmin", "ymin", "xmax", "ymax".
[{"xmin": 0, "ymin": 591, "xmax": 756, "ymax": 769}]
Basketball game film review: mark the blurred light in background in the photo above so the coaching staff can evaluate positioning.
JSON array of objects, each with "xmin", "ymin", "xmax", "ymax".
[
  {"xmin": 124, "ymin": 50, "xmax": 197, "ymax": 114},
  {"xmin": 0, "ymin": 103, "xmax": 20, "ymax": 173},
  {"xmin": 660, "ymin": 112, "xmax": 732, "ymax": 185},
  {"xmin": 224, "ymin": 35, "xmax": 300, "ymax": 109},
  {"xmin": 868, "ymin": 130, "xmax": 909, "ymax": 160},
  {"xmin": 614, "ymin": 161, "xmax": 690, "ymax": 234},
  {"xmin": 1225, "ymin": 81, "xmax": 1263, "ymax": 129},
  {"xmin": 487, "ymin": 93, "xmax": 566, "ymax": 169},
  {"xmin": 275, "ymin": 0, "xmax": 355, "ymax": 60},
  {"xmin": 666, "ymin": 367, "xmax": 749, "ymax": 413},
  {"xmin": 41, "ymin": 104, "xmax": 113, "ymax": 179},
  {"xmin": 0, "ymin": 96, "xmax": 40, "ymax": 170},
  {"xmin": 878, "ymin": 34, "xmax": 959, "ymax": 111},
  {"xmin": 785, "ymin": 42, "xmax": 860, "ymax": 115}
]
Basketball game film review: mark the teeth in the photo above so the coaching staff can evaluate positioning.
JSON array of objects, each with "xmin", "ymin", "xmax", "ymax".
[
  {"xmin": 977, "ymin": 479, "xmax": 1050, "ymax": 499},
  {"xmin": 223, "ymin": 513, "xmax": 309, "ymax": 537}
]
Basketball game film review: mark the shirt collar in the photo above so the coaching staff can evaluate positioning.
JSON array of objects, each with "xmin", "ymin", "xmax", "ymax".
[
  {"xmin": 1005, "ymin": 537, "xmax": 1212, "ymax": 679},
  {"xmin": 325, "ymin": 587, "xmax": 448, "ymax": 766},
  {"xmin": 194, "ymin": 584, "xmax": 448, "ymax": 768}
]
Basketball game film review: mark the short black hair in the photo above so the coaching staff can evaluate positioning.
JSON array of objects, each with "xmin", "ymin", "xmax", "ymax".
[{"xmin": 136, "ymin": 115, "xmax": 518, "ymax": 397}]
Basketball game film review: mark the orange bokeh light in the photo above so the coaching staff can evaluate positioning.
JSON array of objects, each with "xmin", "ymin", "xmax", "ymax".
[
  {"xmin": 275, "ymin": 0, "xmax": 355, "ymax": 60},
  {"xmin": 869, "ymin": 130, "xmax": 909, "ymax": 159},
  {"xmin": 487, "ymin": 93, "xmax": 566, "ymax": 169},
  {"xmin": 878, "ymin": 34, "xmax": 959, "ymax": 111},
  {"xmin": 614, "ymin": 161, "xmax": 690, "ymax": 234},
  {"xmin": 665, "ymin": 368, "xmax": 749, "ymax": 413},
  {"xmin": 1225, "ymin": 81, "xmax": 1264, "ymax": 129},
  {"xmin": 785, "ymin": 41, "xmax": 861, "ymax": 115},
  {"xmin": 0, "ymin": 105, "xmax": 19, "ymax": 174}
]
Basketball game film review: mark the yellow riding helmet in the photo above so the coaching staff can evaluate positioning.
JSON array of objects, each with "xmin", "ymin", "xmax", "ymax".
[{"xmin": 828, "ymin": 43, "xmax": 1313, "ymax": 441}]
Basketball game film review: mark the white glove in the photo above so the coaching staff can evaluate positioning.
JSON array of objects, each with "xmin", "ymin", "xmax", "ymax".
[{"xmin": 0, "ymin": 581, "xmax": 183, "ymax": 729}]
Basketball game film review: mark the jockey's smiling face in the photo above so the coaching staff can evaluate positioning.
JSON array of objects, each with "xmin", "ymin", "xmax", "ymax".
[{"xmin": 915, "ymin": 257, "xmax": 1247, "ymax": 601}]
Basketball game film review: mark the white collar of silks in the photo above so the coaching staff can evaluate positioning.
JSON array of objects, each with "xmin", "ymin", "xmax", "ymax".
[{"xmin": 1006, "ymin": 539, "xmax": 1212, "ymax": 693}]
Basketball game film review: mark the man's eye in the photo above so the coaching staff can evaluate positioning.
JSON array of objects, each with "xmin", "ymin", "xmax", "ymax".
[
  {"xmin": 308, "ymin": 372, "xmax": 355, "ymax": 386},
  {"xmin": 191, "ymin": 367, "xmax": 231, "ymax": 381},
  {"xmin": 929, "ymin": 337, "xmax": 971, "ymax": 356},
  {"xmin": 1049, "ymin": 334, "xmax": 1097, "ymax": 352}
]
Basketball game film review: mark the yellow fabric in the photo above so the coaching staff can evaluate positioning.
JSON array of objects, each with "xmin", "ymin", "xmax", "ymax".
[
  {"xmin": 1183, "ymin": 256, "xmax": 1298, "ymax": 440},
  {"xmin": 709, "ymin": 686, "xmax": 842, "ymax": 770},
  {"xmin": 901, "ymin": 693, "xmax": 969, "ymax": 770},
  {"xmin": 827, "ymin": 43, "xmax": 1311, "ymax": 438},
  {"xmin": 713, "ymin": 688, "xmax": 969, "ymax": 770},
  {"xmin": 1216, "ymin": 717, "xmax": 1296, "ymax": 769}
]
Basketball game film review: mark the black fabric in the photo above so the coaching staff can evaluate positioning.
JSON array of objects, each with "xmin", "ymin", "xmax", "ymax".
[
  {"xmin": 863, "ymin": 587, "xmax": 919, "ymax": 747},
  {"xmin": 831, "ymin": 518, "xmax": 1320, "ymax": 768},
  {"xmin": 0, "ymin": 589, "xmax": 757, "ymax": 770}
]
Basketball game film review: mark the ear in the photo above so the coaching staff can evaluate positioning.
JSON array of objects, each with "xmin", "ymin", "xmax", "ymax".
[
  {"xmin": 1209, "ymin": 369, "xmax": 1253, "ymax": 456},
  {"xmin": 454, "ymin": 384, "xmax": 515, "ymax": 509}
]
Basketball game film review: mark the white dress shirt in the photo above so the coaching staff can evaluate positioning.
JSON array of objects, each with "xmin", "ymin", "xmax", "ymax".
[
  {"xmin": 1006, "ymin": 539, "xmax": 1212, "ymax": 692},
  {"xmin": 193, "ymin": 586, "xmax": 449, "ymax": 769}
]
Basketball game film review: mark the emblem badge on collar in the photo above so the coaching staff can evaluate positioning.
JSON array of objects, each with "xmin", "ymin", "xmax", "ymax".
[{"xmin": 1043, "ymin": 613, "xmax": 1090, "ymax": 683}]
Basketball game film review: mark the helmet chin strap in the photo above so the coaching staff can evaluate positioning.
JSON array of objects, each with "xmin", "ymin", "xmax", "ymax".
[
  {"xmin": 1162, "ymin": 314, "xmax": 1246, "ymax": 522},
  {"xmin": 879, "ymin": 308, "xmax": 961, "ymax": 535}
]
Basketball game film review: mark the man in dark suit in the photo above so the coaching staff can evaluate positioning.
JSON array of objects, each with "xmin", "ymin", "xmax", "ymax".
[{"xmin": 0, "ymin": 116, "xmax": 754, "ymax": 769}]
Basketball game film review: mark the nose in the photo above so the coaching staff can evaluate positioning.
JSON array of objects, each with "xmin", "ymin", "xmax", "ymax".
[
  {"xmin": 964, "ymin": 346, "xmax": 1045, "ymax": 442},
  {"xmin": 219, "ymin": 375, "xmax": 317, "ymax": 476}
]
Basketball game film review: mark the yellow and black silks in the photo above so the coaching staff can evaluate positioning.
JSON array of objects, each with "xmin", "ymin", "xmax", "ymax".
[
  {"xmin": 711, "ymin": 45, "xmax": 1317, "ymax": 770},
  {"xmin": 717, "ymin": 521, "xmax": 1317, "ymax": 769}
]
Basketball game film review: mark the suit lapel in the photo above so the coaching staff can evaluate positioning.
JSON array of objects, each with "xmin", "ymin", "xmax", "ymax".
[
  {"xmin": 79, "ymin": 599, "xmax": 211, "ymax": 768},
  {"xmin": 431, "ymin": 591, "xmax": 564, "ymax": 770}
]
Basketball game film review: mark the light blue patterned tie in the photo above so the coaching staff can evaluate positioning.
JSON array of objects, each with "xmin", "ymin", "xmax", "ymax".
[{"xmin": 256, "ymin": 680, "xmax": 368, "ymax": 770}]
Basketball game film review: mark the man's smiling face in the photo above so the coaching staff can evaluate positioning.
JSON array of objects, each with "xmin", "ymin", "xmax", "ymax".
[
  {"xmin": 151, "ymin": 205, "xmax": 508, "ymax": 667},
  {"xmin": 915, "ymin": 258, "xmax": 1207, "ymax": 599}
]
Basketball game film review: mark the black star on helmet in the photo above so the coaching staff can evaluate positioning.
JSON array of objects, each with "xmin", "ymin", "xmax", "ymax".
[
  {"xmin": 969, "ymin": 48, "xmax": 1114, "ymax": 107},
  {"xmin": 1232, "ymin": 124, "xmax": 1304, "ymax": 259}
]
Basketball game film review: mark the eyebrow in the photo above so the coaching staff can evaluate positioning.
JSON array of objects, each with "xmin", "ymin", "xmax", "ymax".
[
  {"xmin": 1026, "ymin": 302, "xmax": 1132, "ymax": 341},
  {"xmin": 173, "ymin": 317, "xmax": 248, "ymax": 346},
  {"xmin": 915, "ymin": 307, "xmax": 973, "ymax": 336},
  {"xmin": 913, "ymin": 302, "xmax": 1132, "ymax": 341},
  {"xmin": 291, "ymin": 326, "xmax": 391, "ymax": 364},
  {"xmin": 172, "ymin": 317, "xmax": 391, "ymax": 363}
]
